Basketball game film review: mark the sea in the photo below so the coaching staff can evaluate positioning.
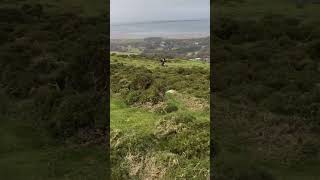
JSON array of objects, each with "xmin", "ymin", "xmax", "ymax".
[{"xmin": 111, "ymin": 19, "xmax": 210, "ymax": 39}]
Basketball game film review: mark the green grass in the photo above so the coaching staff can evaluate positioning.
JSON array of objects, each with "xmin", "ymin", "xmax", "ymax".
[
  {"xmin": 111, "ymin": 97, "xmax": 159, "ymax": 136},
  {"xmin": 110, "ymin": 56, "xmax": 210, "ymax": 179},
  {"xmin": 111, "ymin": 55, "xmax": 209, "ymax": 70}
]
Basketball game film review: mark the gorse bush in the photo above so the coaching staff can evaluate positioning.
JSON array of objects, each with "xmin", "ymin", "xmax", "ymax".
[
  {"xmin": 111, "ymin": 60, "xmax": 209, "ymax": 105},
  {"xmin": 164, "ymin": 102, "xmax": 179, "ymax": 113},
  {"xmin": 124, "ymin": 78, "xmax": 167, "ymax": 105},
  {"xmin": 129, "ymin": 71, "xmax": 153, "ymax": 90},
  {"xmin": 142, "ymin": 80, "xmax": 167, "ymax": 103}
]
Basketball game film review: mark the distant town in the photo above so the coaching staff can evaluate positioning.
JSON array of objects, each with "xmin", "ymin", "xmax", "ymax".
[{"xmin": 111, "ymin": 37, "xmax": 210, "ymax": 62}]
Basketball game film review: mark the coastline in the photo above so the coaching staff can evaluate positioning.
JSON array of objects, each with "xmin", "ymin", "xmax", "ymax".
[{"xmin": 111, "ymin": 32, "xmax": 210, "ymax": 39}]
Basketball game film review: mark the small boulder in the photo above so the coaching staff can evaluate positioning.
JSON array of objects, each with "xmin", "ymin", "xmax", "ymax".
[{"xmin": 166, "ymin": 89, "xmax": 177, "ymax": 94}]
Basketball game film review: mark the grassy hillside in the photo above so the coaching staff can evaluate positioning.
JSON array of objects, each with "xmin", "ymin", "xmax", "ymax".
[
  {"xmin": 110, "ymin": 55, "xmax": 210, "ymax": 179},
  {"xmin": 212, "ymin": 0, "xmax": 320, "ymax": 179},
  {"xmin": 112, "ymin": 56, "xmax": 209, "ymax": 70},
  {"xmin": 0, "ymin": 1, "xmax": 108, "ymax": 179}
]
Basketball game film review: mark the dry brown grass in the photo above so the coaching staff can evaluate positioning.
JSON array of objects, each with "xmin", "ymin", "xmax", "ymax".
[
  {"xmin": 111, "ymin": 129, "xmax": 126, "ymax": 149},
  {"xmin": 125, "ymin": 152, "xmax": 179, "ymax": 180},
  {"xmin": 153, "ymin": 119, "xmax": 185, "ymax": 139},
  {"xmin": 176, "ymin": 93, "xmax": 209, "ymax": 112}
]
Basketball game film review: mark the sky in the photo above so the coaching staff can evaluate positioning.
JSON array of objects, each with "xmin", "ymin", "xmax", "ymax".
[{"xmin": 111, "ymin": 0, "xmax": 210, "ymax": 24}]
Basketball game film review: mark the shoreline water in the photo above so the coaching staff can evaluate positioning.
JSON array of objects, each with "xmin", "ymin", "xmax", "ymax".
[
  {"xmin": 111, "ymin": 19, "xmax": 209, "ymax": 39},
  {"xmin": 111, "ymin": 32, "xmax": 210, "ymax": 39}
]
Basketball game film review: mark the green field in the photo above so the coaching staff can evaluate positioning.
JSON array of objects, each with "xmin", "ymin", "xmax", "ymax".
[
  {"xmin": 112, "ymin": 55, "xmax": 209, "ymax": 70},
  {"xmin": 110, "ymin": 55, "xmax": 210, "ymax": 179}
]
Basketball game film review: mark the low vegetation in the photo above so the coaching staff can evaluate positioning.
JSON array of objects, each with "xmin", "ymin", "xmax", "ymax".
[
  {"xmin": 0, "ymin": 1, "xmax": 108, "ymax": 179},
  {"xmin": 110, "ymin": 55, "xmax": 210, "ymax": 179},
  {"xmin": 212, "ymin": 0, "xmax": 320, "ymax": 179}
]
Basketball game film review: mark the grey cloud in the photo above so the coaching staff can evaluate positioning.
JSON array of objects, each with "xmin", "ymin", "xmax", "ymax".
[{"xmin": 111, "ymin": 0, "xmax": 209, "ymax": 23}]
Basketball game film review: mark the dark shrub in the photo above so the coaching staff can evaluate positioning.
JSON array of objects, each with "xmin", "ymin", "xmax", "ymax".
[
  {"xmin": 262, "ymin": 92, "xmax": 289, "ymax": 114},
  {"xmin": 129, "ymin": 73, "xmax": 153, "ymax": 90},
  {"xmin": 0, "ymin": 89, "xmax": 10, "ymax": 114},
  {"xmin": 308, "ymin": 40, "xmax": 320, "ymax": 59},
  {"xmin": 33, "ymin": 86, "xmax": 63, "ymax": 118},
  {"xmin": 213, "ymin": 17, "xmax": 239, "ymax": 40},
  {"xmin": 301, "ymin": 140, "xmax": 320, "ymax": 159},
  {"xmin": 141, "ymin": 80, "xmax": 167, "ymax": 104},
  {"xmin": 164, "ymin": 102, "xmax": 178, "ymax": 113},
  {"xmin": 129, "ymin": 68, "xmax": 153, "ymax": 90},
  {"xmin": 50, "ymin": 93, "xmax": 97, "ymax": 138}
]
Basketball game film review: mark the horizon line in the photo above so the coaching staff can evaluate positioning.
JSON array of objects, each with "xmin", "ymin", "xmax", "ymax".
[{"xmin": 111, "ymin": 18, "xmax": 210, "ymax": 26}]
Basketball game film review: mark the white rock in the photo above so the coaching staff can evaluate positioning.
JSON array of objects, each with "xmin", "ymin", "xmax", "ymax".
[{"xmin": 166, "ymin": 90, "xmax": 177, "ymax": 94}]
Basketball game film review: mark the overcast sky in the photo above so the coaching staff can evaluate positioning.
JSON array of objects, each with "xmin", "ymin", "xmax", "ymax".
[{"xmin": 111, "ymin": 0, "xmax": 210, "ymax": 24}]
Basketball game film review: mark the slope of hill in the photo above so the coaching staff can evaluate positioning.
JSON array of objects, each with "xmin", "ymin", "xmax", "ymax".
[
  {"xmin": 0, "ymin": 1, "xmax": 108, "ymax": 179},
  {"xmin": 110, "ymin": 54, "xmax": 210, "ymax": 179},
  {"xmin": 212, "ymin": 0, "xmax": 320, "ymax": 179}
]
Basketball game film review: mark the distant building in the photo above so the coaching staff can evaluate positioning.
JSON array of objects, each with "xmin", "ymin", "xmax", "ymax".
[{"xmin": 160, "ymin": 41, "xmax": 166, "ymax": 47}]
